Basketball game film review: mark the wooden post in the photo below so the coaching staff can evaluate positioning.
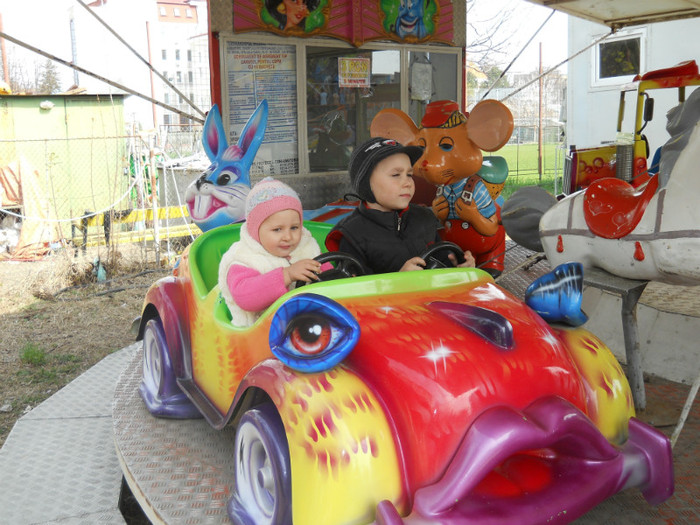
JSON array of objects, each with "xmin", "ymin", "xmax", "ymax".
[{"xmin": 0, "ymin": 14, "xmax": 10, "ymax": 85}]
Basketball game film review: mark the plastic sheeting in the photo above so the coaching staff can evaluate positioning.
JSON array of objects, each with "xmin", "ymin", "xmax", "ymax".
[
  {"xmin": 659, "ymin": 87, "xmax": 700, "ymax": 188},
  {"xmin": 0, "ymin": 158, "xmax": 62, "ymax": 260}
]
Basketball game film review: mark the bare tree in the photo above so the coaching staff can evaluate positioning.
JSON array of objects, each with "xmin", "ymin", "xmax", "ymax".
[
  {"xmin": 3, "ymin": 43, "xmax": 64, "ymax": 95},
  {"xmin": 466, "ymin": 0, "xmax": 516, "ymax": 66},
  {"xmin": 37, "ymin": 59, "xmax": 61, "ymax": 94},
  {"xmin": 5, "ymin": 47, "xmax": 38, "ymax": 94}
]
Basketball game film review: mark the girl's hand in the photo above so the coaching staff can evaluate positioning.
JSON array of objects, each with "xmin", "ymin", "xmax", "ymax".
[
  {"xmin": 284, "ymin": 259, "xmax": 322, "ymax": 286},
  {"xmin": 400, "ymin": 256, "xmax": 426, "ymax": 272}
]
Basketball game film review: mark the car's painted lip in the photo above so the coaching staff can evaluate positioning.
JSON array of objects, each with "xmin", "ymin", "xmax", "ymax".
[{"xmin": 376, "ymin": 396, "xmax": 673, "ymax": 525}]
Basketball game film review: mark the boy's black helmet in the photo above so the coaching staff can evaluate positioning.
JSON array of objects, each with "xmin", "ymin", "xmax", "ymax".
[{"xmin": 349, "ymin": 137, "xmax": 424, "ymax": 203}]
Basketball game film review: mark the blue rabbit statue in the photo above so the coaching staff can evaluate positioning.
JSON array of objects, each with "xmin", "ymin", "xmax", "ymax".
[{"xmin": 186, "ymin": 101, "xmax": 268, "ymax": 232}]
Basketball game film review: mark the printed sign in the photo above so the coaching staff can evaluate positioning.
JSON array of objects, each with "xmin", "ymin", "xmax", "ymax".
[
  {"xmin": 225, "ymin": 41, "xmax": 299, "ymax": 175},
  {"xmin": 338, "ymin": 57, "xmax": 371, "ymax": 88}
]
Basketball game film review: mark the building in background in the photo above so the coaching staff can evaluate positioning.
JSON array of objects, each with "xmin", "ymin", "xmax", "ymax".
[
  {"xmin": 566, "ymin": 16, "xmax": 700, "ymax": 156},
  {"xmin": 65, "ymin": 0, "xmax": 209, "ymax": 129},
  {"xmin": 154, "ymin": 0, "xmax": 210, "ymax": 129}
]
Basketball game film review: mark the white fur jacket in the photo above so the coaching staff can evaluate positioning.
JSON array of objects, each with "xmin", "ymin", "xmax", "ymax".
[{"xmin": 218, "ymin": 223, "xmax": 322, "ymax": 326}]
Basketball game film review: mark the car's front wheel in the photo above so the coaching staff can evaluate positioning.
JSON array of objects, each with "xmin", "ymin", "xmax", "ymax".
[{"xmin": 228, "ymin": 402, "xmax": 292, "ymax": 525}]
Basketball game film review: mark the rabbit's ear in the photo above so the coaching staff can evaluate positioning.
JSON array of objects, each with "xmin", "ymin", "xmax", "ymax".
[
  {"xmin": 202, "ymin": 104, "xmax": 229, "ymax": 160},
  {"xmin": 238, "ymin": 100, "xmax": 268, "ymax": 165}
]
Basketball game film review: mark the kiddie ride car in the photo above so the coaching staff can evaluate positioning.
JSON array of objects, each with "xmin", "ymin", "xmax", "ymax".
[
  {"xmin": 561, "ymin": 60, "xmax": 700, "ymax": 194},
  {"xmin": 134, "ymin": 221, "xmax": 673, "ymax": 525}
]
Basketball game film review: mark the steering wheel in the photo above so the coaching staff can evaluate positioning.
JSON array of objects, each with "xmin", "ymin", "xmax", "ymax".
[
  {"xmin": 420, "ymin": 241, "xmax": 466, "ymax": 269},
  {"xmin": 294, "ymin": 251, "xmax": 368, "ymax": 288}
]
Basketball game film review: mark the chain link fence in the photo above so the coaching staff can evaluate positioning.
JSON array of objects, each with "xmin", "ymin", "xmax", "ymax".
[
  {"xmin": 0, "ymin": 126, "xmax": 205, "ymax": 262},
  {"xmin": 468, "ymin": 75, "xmax": 568, "ymax": 193}
]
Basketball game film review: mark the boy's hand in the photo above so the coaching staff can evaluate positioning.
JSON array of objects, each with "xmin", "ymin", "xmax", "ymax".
[
  {"xmin": 284, "ymin": 259, "xmax": 322, "ymax": 286},
  {"xmin": 451, "ymin": 250, "xmax": 475, "ymax": 268},
  {"xmin": 400, "ymin": 256, "xmax": 427, "ymax": 272}
]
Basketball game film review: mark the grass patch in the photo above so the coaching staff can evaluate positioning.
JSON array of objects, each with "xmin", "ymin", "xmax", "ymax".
[
  {"xmin": 502, "ymin": 173, "xmax": 557, "ymax": 201},
  {"xmin": 17, "ymin": 368, "xmax": 58, "ymax": 383},
  {"xmin": 0, "ymin": 262, "xmax": 159, "ymax": 448},
  {"xmin": 20, "ymin": 343, "xmax": 46, "ymax": 366},
  {"xmin": 491, "ymin": 142, "xmax": 564, "ymax": 202},
  {"xmin": 495, "ymin": 142, "xmax": 566, "ymax": 179},
  {"xmin": 55, "ymin": 353, "xmax": 82, "ymax": 364},
  {"xmin": 18, "ymin": 393, "xmax": 49, "ymax": 406},
  {"xmin": 16, "ymin": 351, "xmax": 83, "ymax": 385}
]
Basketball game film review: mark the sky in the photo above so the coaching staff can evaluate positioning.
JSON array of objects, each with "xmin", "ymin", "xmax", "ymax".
[
  {"xmin": 468, "ymin": 0, "xmax": 569, "ymax": 73},
  {"xmin": 0, "ymin": 0, "xmax": 96, "ymax": 89}
]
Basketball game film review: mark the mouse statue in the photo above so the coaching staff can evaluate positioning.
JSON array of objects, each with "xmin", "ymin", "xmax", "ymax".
[
  {"xmin": 185, "ymin": 101, "xmax": 268, "ymax": 232},
  {"xmin": 370, "ymin": 100, "xmax": 513, "ymax": 276}
]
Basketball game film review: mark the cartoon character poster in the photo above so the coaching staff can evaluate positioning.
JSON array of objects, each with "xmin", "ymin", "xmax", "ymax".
[
  {"xmin": 380, "ymin": 0, "xmax": 437, "ymax": 41},
  {"xmin": 233, "ymin": 0, "xmax": 451, "ymax": 46},
  {"xmin": 260, "ymin": 0, "xmax": 329, "ymax": 34}
]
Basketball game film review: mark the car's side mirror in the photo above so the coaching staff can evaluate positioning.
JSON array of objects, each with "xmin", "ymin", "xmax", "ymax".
[{"xmin": 644, "ymin": 97, "xmax": 654, "ymax": 123}]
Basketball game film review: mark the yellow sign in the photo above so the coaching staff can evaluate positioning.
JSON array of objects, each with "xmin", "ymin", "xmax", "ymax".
[{"xmin": 338, "ymin": 57, "xmax": 371, "ymax": 88}]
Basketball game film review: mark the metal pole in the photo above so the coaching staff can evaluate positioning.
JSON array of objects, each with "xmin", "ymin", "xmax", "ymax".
[
  {"xmin": 621, "ymin": 286, "xmax": 647, "ymax": 411},
  {"xmin": 0, "ymin": 14, "xmax": 10, "ymax": 85},
  {"xmin": 671, "ymin": 369, "xmax": 700, "ymax": 448},
  {"xmin": 145, "ymin": 21, "xmax": 158, "ymax": 130},
  {"xmin": 479, "ymin": 10, "xmax": 555, "ymax": 102},
  {"xmin": 501, "ymin": 29, "xmax": 616, "ymax": 103},
  {"xmin": 149, "ymin": 135, "xmax": 160, "ymax": 265},
  {"xmin": 75, "ymin": 0, "xmax": 204, "ymax": 118}
]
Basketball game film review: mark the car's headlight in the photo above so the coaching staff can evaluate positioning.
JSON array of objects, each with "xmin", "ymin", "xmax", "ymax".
[{"xmin": 269, "ymin": 293, "xmax": 360, "ymax": 373}]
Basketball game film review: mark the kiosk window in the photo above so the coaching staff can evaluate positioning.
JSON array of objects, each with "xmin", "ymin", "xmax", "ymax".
[
  {"xmin": 408, "ymin": 51, "xmax": 458, "ymax": 125},
  {"xmin": 307, "ymin": 48, "xmax": 400, "ymax": 172},
  {"xmin": 221, "ymin": 37, "xmax": 462, "ymax": 176}
]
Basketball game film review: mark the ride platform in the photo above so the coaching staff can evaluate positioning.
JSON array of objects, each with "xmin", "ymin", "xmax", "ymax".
[
  {"xmin": 0, "ymin": 243, "xmax": 699, "ymax": 524},
  {"xmin": 113, "ymin": 345, "xmax": 234, "ymax": 524}
]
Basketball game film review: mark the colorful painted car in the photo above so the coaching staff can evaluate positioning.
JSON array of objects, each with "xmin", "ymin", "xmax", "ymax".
[{"xmin": 135, "ymin": 221, "xmax": 673, "ymax": 525}]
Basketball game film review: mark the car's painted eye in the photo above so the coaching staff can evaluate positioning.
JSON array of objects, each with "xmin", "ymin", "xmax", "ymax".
[
  {"xmin": 285, "ymin": 314, "xmax": 339, "ymax": 355},
  {"xmin": 269, "ymin": 294, "xmax": 360, "ymax": 373}
]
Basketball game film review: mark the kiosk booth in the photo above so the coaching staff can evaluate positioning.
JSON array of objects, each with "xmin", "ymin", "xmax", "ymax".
[{"xmin": 206, "ymin": 0, "xmax": 466, "ymax": 207}]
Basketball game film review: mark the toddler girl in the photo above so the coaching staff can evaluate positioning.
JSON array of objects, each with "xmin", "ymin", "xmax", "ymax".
[{"xmin": 219, "ymin": 177, "xmax": 327, "ymax": 326}]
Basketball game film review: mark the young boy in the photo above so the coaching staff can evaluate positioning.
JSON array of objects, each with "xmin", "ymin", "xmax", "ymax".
[{"xmin": 326, "ymin": 137, "xmax": 475, "ymax": 273}]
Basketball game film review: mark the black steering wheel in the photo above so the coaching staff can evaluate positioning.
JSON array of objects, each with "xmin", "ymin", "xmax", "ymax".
[
  {"xmin": 294, "ymin": 251, "xmax": 368, "ymax": 288},
  {"xmin": 420, "ymin": 241, "xmax": 466, "ymax": 269}
]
